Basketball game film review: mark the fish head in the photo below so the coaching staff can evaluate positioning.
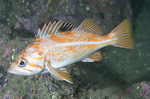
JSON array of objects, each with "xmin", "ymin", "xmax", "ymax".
[{"xmin": 8, "ymin": 48, "xmax": 45, "ymax": 76}]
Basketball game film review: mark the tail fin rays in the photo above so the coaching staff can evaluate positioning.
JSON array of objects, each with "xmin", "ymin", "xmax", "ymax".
[{"xmin": 109, "ymin": 18, "xmax": 135, "ymax": 49}]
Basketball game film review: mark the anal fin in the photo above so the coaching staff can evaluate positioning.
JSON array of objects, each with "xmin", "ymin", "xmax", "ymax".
[{"xmin": 82, "ymin": 51, "xmax": 102, "ymax": 62}]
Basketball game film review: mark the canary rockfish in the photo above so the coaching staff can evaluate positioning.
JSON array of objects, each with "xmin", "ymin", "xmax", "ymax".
[{"xmin": 8, "ymin": 18, "xmax": 135, "ymax": 83}]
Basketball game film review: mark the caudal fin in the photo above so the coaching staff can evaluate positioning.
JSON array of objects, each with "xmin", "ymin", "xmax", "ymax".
[{"xmin": 109, "ymin": 18, "xmax": 135, "ymax": 49}]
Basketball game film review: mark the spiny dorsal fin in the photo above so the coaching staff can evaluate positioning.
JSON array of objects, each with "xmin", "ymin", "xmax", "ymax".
[
  {"xmin": 36, "ymin": 21, "xmax": 75, "ymax": 38},
  {"xmin": 73, "ymin": 19, "xmax": 103, "ymax": 35},
  {"xmin": 59, "ymin": 22, "xmax": 75, "ymax": 32}
]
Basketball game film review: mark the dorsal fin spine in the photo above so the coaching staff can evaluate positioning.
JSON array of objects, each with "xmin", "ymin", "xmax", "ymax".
[
  {"xmin": 44, "ymin": 22, "xmax": 51, "ymax": 36},
  {"xmin": 49, "ymin": 21, "xmax": 56, "ymax": 34},
  {"xmin": 52, "ymin": 21, "xmax": 59, "ymax": 33},
  {"xmin": 40, "ymin": 24, "xmax": 46, "ymax": 37},
  {"xmin": 54, "ymin": 21, "xmax": 63, "ymax": 34},
  {"xmin": 47, "ymin": 22, "xmax": 52, "ymax": 36},
  {"xmin": 37, "ymin": 28, "xmax": 41, "ymax": 37},
  {"xmin": 68, "ymin": 24, "xmax": 73, "ymax": 30},
  {"xmin": 37, "ymin": 20, "xmax": 75, "ymax": 38},
  {"xmin": 63, "ymin": 23, "xmax": 67, "ymax": 28},
  {"xmin": 42, "ymin": 25, "xmax": 47, "ymax": 37},
  {"xmin": 67, "ymin": 24, "xmax": 73, "ymax": 31}
]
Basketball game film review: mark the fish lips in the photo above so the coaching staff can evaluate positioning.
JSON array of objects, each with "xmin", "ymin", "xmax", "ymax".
[{"xmin": 8, "ymin": 68, "xmax": 27, "ymax": 76}]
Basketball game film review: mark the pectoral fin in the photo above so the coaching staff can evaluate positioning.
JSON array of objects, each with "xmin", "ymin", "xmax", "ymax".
[
  {"xmin": 56, "ymin": 68, "xmax": 72, "ymax": 83},
  {"xmin": 45, "ymin": 65, "xmax": 72, "ymax": 83}
]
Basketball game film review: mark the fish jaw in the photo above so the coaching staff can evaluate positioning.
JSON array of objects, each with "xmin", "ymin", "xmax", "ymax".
[
  {"xmin": 8, "ymin": 65, "xmax": 42, "ymax": 76},
  {"xmin": 8, "ymin": 62, "xmax": 40, "ymax": 76},
  {"xmin": 8, "ymin": 68, "xmax": 30, "ymax": 76}
]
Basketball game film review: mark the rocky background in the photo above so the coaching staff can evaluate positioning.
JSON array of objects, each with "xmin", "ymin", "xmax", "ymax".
[{"xmin": 0, "ymin": 0, "xmax": 150, "ymax": 98}]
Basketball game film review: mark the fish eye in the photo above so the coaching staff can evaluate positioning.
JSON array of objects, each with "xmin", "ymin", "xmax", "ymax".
[{"xmin": 18, "ymin": 59, "xmax": 27, "ymax": 67}]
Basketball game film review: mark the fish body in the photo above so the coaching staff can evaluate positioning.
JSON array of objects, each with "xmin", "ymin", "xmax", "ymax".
[{"xmin": 8, "ymin": 19, "xmax": 135, "ymax": 83}]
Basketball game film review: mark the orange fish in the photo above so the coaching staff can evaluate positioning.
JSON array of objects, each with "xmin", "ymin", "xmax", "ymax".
[{"xmin": 8, "ymin": 18, "xmax": 135, "ymax": 83}]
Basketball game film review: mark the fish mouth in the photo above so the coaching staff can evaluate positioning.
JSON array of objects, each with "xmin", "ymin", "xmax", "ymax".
[
  {"xmin": 8, "ymin": 68, "xmax": 26, "ymax": 76},
  {"xmin": 8, "ymin": 68, "xmax": 16, "ymax": 74},
  {"xmin": 8, "ymin": 68, "xmax": 38, "ymax": 76}
]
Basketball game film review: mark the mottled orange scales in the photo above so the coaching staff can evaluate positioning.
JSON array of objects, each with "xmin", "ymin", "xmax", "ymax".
[
  {"xmin": 51, "ymin": 36, "xmax": 72, "ymax": 43},
  {"xmin": 38, "ymin": 51, "xmax": 43, "ymax": 56},
  {"xmin": 20, "ymin": 50, "xmax": 27, "ymax": 57},
  {"xmin": 21, "ymin": 49, "xmax": 27, "ymax": 54},
  {"xmin": 64, "ymin": 31, "xmax": 74, "ymax": 37},
  {"xmin": 33, "ymin": 56, "xmax": 43, "ymax": 60},
  {"xmin": 34, "ymin": 38, "xmax": 43, "ymax": 42},
  {"xmin": 24, "ymin": 68, "xmax": 33, "ymax": 72},
  {"xmin": 32, "ymin": 49, "xmax": 43, "ymax": 54},
  {"xmin": 27, "ymin": 62, "xmax": 42, "ymax": 69},
  {"xmin": 28, "ymin": 43, "xmax": 41, "ymax": 49}
]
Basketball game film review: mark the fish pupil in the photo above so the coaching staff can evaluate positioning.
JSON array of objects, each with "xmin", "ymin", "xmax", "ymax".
[{"xmin": 20, "ymin": 61, "xmax": 24, "ymax": 65}]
